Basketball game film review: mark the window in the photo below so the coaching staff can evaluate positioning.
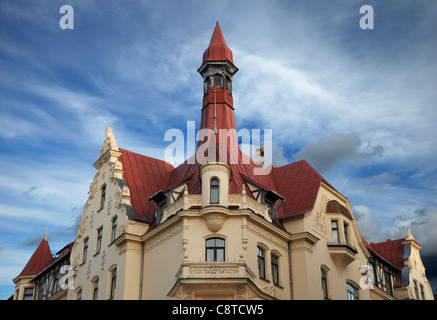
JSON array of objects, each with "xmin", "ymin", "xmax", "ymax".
[
  {"xmin": 212, "ymin": 74, "xmax": 223, "ymax": 87},
  {"xmin": 210, "ymin": 178, "xmax": 219, "ymax": 204},
  {"xmin": 414, "ymin": 280, "xmax": 419, "ymax": 300},
  {"xmin": 100, "ymin": 184, "xmax": 106, "ymax": 210},
  {"xmin": 76, "ymin": 288, "xmax": 82, "ymax": 300},
  {"xmin": 344, "ymin": 222, "xmax": 349, "ymax": 244},
  {"xmin": 92, "ymin": 278, "xmax": 99, "ymax": 300},
  {"xmin": 23, "ymin": 287, "xmax": 33, "ymax": 300},
  {"xmin": 96, "ymin": 227, "xmax": 103, "ymax": 253},
  {"xmin": 321, "ymin": 268, "xmax": 328, "ymax": 299},
  {"xmin": 83, "ymin": 237, "xmax": 89, "ymax": 263},
  {"xmin": 110, "ymin": 268, "xmax": 117, "ymax": 299},
  {"xmin": 204, "ymin": 76, "xmax": 210, "ymax": 94},
  {"xmin": 257, "ymin": 246, "xmax": 266, "ymax": 279},
  {"xmin": 331, "ymin": 220, "xmax": 339, "ymax": 243},
  {"xmin": 347, "ymin": 282, "xmax": 359, "ymax": 300},
  {"xmin": 206, "ymin": 238, "xmax": 225, "ymax": 262},
  {"xmin": 265, "ymin": 200, "xmax": 276, "ymax": 220},
  {"xmin": 420, "ymin": 284, "xmax": 425, "ymax": 300},
  {"xmin": 271, "ymin": 254, "xmax": 279, "ymax": 285},
  {"xmin": 111, "ymin": 216, "xmax": 118, "ymax": 242}
]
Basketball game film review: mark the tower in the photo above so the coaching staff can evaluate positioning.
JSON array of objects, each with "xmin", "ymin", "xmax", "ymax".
[{"xmin": 197, "ymin": 22, "xmax": 239, "ymax": 164}]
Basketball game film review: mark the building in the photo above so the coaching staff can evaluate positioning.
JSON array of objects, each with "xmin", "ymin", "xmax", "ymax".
[{"xmin": 12, "ymin": 23, "xmax": 434, "ymax": 300}]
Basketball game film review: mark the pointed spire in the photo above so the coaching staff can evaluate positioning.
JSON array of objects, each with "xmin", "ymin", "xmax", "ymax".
[
  {"xmin": 202, "ymin": 21, "xmax": 234, "ymax": 65},
  {"xmin": 18, "ymin": 237, "xmax": 54, "ymax": 276},
  {"xmin": 405, "ymin": 228, "xmax": 415, "ymax": 241},
  {"xmin": 100, "ymin": 127, "xmax": 119, "ymax": 155}
]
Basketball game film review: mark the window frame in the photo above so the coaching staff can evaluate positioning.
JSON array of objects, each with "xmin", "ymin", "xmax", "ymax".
[
  {"xmin": 83, "ymin": 237, "xmax": 89, "ymax": 263},
  {"xmin": 92, "ymin": 277, "xmax": 99, "ymax": 300},
  {"xmin": 111, "ymin": 216, "xmax": 118, "ymax": 242},
  {"xmin": 210, "ymin": 178, "xmax": 219, "ymax": 204},
  {"xmin": 346, "ymin": 282, "xmax": 359, "ymax": 300},
  {"xmin": 205, "ymin": 237, "xmax": 225, "ymax": 262},
  {"xmin": 100, "ymin": 184, "xmax": 106, "ymax": 210},
  {"xmin": 271, "ymin": 253, "xmax": 279, "ymax": 285},
  {"xmin": 96, "ymin": 227, "xmax": 103, "ymax": 254},
  {"xmin": 257, "ymin": 246, "xmax": 266, "ymax": 279},
  {"xmin": 331, "ymin": 220, "xmax": 339, "ymax": 243},
  {"xmin": 321, "ymin": 267, "xmax": 329, "ymax": 299},
  {"xmin": 110, "ymin": 267, "xmax": 117, "ymax": 299}
]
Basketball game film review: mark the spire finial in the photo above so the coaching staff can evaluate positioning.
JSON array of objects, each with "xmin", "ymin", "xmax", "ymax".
[
  {"xmin": 405, "ymin": 228, "xmax": 415, "ymax": 241},
  {"xmin": 100, "ymin": 127, "xmax": 119, "ymax": 155},
  {"xmin": 44, "ymin": 225, "xmax": 47, "ymax": 241}
]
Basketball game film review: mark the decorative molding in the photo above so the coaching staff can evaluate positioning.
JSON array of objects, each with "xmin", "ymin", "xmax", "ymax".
[
  {"xmin": 189, "ymin": 265, "xmax": 239, "ymax": 276},
  {"xmin": 313, "ymin": 195, "xmax": 329, "ymax": 235},
  {"xmin": 247, "ymin": 221, "xmax": 288, "ymax": 250},
  {"xmin": 290, "ymin": 232, "xmax": 320, "ymax": 253},
  {"xmin": 199, "ymin": 162, "xmax": 231, "ymax": 178},
  {"xmin": 202, "ymin": 212, "xmax": 228, "ymax": 232},
  {"xmin": 261, "ymin": 286, "xmax": 282, "ymax": 299},
  {"xmin": 246, "ymin": 197, "xmax": 271, "ymax": 223},
  {"xmin": 100, "ymin": 127, "xmax": 119, "ymax": 155},
  {"xmin": 144, "ymin": 222, "xmax": 182, "ymax": 252}
]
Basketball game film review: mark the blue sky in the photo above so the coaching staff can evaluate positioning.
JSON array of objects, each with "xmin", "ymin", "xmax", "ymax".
[{"xmin": 1, "ymin": 0, "xmax": 436, "ymax": 299}]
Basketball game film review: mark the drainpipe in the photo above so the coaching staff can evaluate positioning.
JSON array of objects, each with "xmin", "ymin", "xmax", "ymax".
[
  {"xmin": 288, "ymin": 240, "xmax": 294, "ymax": 300},
  {"xmin": 139, "ymin": 242, "xmax": 145, "ymax": 300}
]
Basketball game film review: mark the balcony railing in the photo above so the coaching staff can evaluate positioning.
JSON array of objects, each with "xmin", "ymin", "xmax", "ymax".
[{"xmin": 175, "ymin": 261, "xmax": 256, "ymax": 280}]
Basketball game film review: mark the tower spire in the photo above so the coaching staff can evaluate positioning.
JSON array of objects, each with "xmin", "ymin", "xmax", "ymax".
[{"xmin": 197, "ymin": 23, "xmax": 239, "ymax": 164}]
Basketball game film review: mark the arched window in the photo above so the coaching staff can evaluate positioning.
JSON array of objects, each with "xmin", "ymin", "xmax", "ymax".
[
  {"xmin": 109, "ymin": 267, "xmax": 117, "ymax": 299},
  {"xmin": 210, "ymin": 178, "xmax": 219, "ymax": 204},
  {"xmin": 346, "ymin": 281, "xmax": 359, "ymax": 300},
  {"xmin": 92, "ymin": 277, "xmax": 99, "ymax": 300},
  {"xmin": 205, "ymin": 238, "xmax": 225, "ymax": 262},
  {"xmin": 257, "ymin": 246, "xmax": 266, "ymax": 279},
  {"xmin": 321, "ymin": 267, "xmax": 329, "ymax": 299},
  {"xmin": 271, "ymin": 253, "xmax": 279, "ymax": 285}
]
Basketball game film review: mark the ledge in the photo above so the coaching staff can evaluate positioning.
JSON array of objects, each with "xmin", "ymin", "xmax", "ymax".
[{"xmin": 327, "ymin": 242, "xmax": 358, "ymax": 267}]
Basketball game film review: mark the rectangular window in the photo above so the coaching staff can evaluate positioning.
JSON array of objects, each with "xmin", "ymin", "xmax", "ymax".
[
  {"xmin": 111, "ymin": 216, "xmax": 118, "ymax": 242},
  {"xmin": 347, "ymin": 282, "xmax": 359, "ymax": 300},
  {"xmin": 210, "ymin": 178, "xmax": 219, "ymax": 204},
  {"xmin": 83, "ymin": 237, "xmax": 89, "ymax": 263},
  {"xmin": 271, "ymin": 254, "xmax": 279, "ymax": 285},
  {"xmin": 257, "ymin": 247, "xmax": 265, "ymax": 279},
  {"xmin": 96, "ymin": 227, "xmax": 103, "ymax": 253},
  {"xmin": 93, "ymin": 279, "xmax": 99, "ymax": 300},
  {"xmin": 205, "ymin": 238, "xmax": 225, "ymax": 262},
  {"xmin": 100, "ymin": 184, "xmax": 106, "ymax": 210},
  {"xmin": 110, "ymin": 268, "xmax": 117, "ymax": 299},
  {"xmin": 344, "ymin": 222, "xmax": 349, "ymax": 244},
  {"xmin": 321, "ymin": 268, "xmax": 328, "ymax": 299},
  {"xmin": 331, "ymin": 220, "xmax": 339, "ymax": 243},
  {"xmin": 23, "ymin": 288, "xmax": 33, "ymax": 300},
  {"xmin": 414, "ymin": 280, "xmax": 419, "ymax": 300}
]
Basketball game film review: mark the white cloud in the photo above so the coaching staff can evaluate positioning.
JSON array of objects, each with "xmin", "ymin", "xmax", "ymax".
[{"xmin": 293, "ymin": 132, "xmax": 383, "ymax": 173}]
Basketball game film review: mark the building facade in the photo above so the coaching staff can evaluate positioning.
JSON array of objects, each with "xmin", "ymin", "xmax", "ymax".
[{"xmin": 12, "ymin": 23, "xmax": 434, "ymax": 300}]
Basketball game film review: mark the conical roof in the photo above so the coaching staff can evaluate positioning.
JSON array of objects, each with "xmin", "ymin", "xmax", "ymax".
[
  {"xmin": 18, "ymin": 238, "xmax": 54, "ymax": 277},
  {"xmin": 202, "ymin": 22, "xmax": 234, "ymax": 65}
]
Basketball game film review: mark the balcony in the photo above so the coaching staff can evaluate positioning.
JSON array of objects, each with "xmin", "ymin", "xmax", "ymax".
[
  {"xmin": 175, "ymin": 261, "xmax": 256, "ymax": 280},
  {"xmin": 327, "ymin": 242, "xmax": 358, "ymax": 267}
]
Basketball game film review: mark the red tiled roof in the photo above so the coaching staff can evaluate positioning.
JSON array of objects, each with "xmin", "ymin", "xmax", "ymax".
[
  {"xmin": 202, "ymin": 22, "xmax": 234, "ymax": 65},
  {"xmin": 272, "ymin": 160, "xmax": 333, "ymax": 219},
  {"xmin": 326, "ymin": 200, "xmax": 353, "ymax": 220},
  {"xmin": 19, "ymin": 239, "xmax": 54, "ymax": 277},
  {"xmin": 118, "ymin": 148, "xmax": 174, "ymax": 222},
  {"xmin": 369, "ymin": 238, "xmax": 405, "ymax": 270}
]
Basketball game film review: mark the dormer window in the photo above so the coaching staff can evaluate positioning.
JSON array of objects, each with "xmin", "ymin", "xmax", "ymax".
[{"xmin": 210, "ymin": 178, "xmax": 219, "ymax": 204}]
